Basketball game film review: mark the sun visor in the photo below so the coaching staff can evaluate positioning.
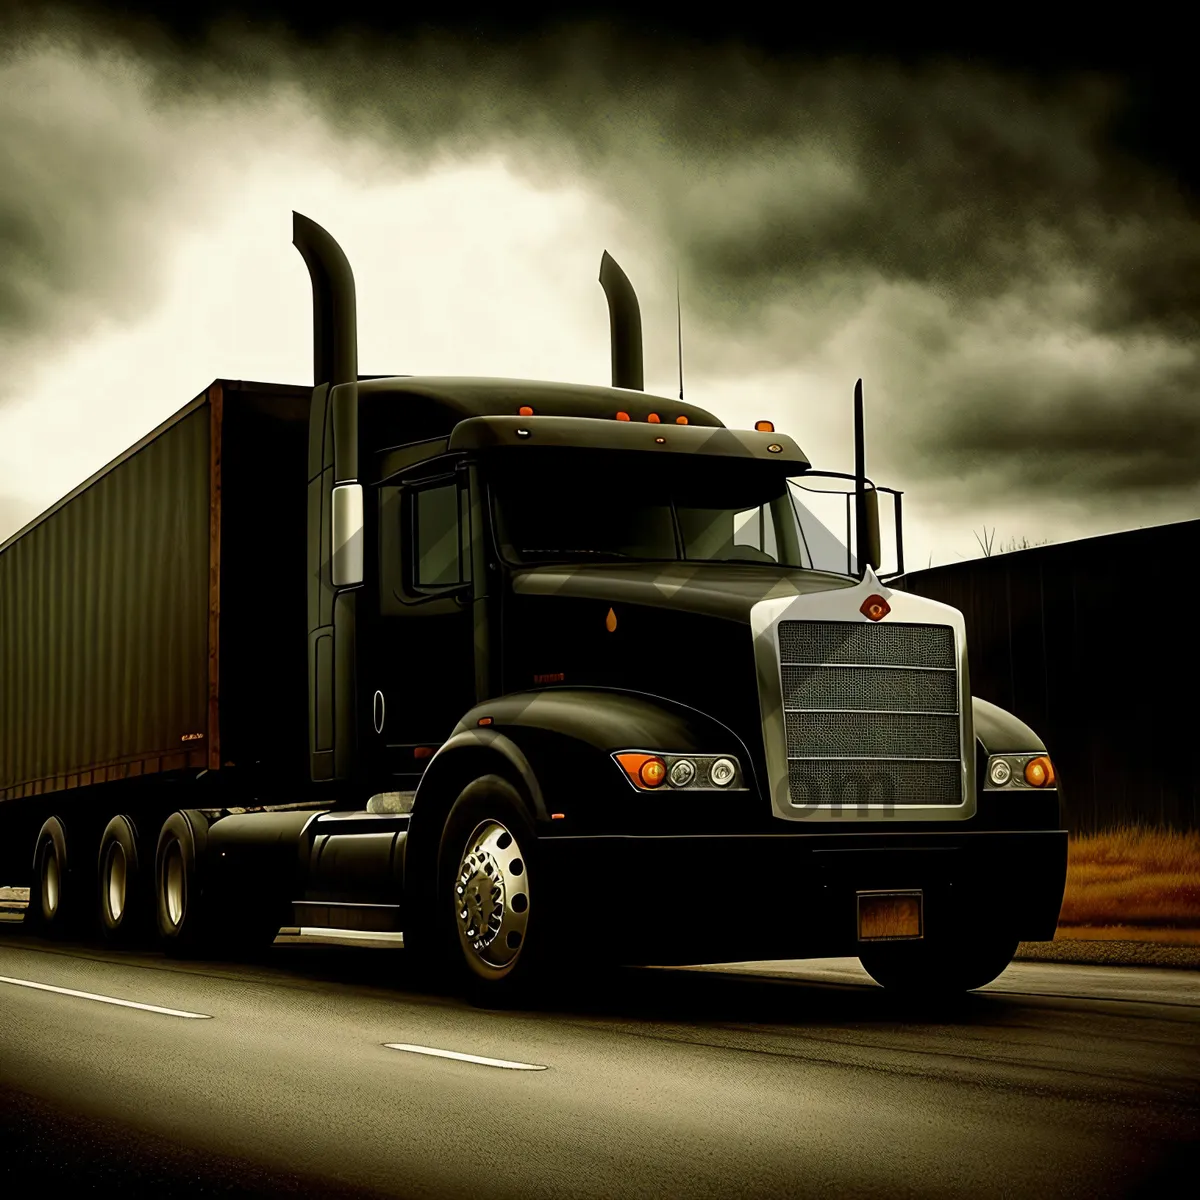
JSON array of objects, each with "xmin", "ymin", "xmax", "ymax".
[{"xmin": 448, "ymin": 415, "xmax": 811, "ymax": 471}]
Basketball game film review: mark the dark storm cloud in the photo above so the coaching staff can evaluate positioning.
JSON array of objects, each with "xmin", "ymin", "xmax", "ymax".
[
  {"xmin": 0, "ymin": 27, "xmax": 190, "ymax": 345},
  {"xmin": 3, "ymin": 6, "xmax": 1199, "ymax": 510}
]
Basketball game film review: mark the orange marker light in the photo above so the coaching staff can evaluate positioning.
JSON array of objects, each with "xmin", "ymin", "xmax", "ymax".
[
  {"xmin": 860, "ymin": 594, "xmax": 891, "ymax": 621},
  {"xmin": 477, "ymin": 717, "xmax": 493, "ymax": 726},
  {"xmin": 647, "ymin": 413, "xmax": 661, "ymax": 423},
  {"xmin": 639, "ymin": 758, "xmax": 666, "ymax": 787},
  {"xmin": 551, "ymin": 813, "xmax": 566, "ymax": 820},
  {"xmin": 1024, "ymin": 756, "xmax": 1055, "ymax": 787},
  {"xmin": 755, "ymin": 420, "xmax": 774, "ymax": 432},
  {"xmin": 676, "ymin": 415, "xmax": 688, "ymax": 424},
  {"xmin": 605, "ymin": 607, "xmax": 618, "ymax": 632},
  {"xmin": 519, "ymin": 406, "xmax": 534, "ymax": 416},
  {"xmin": 414, "ymin": 746, "xmax": 434, "ymax": 759},
  {"xmin": 616, "ymin": 411, "xmax": 631, "ymax": 421},
  {"xmin": 615, "ymin": 753, "xmax": 667, "ymax": 789}
]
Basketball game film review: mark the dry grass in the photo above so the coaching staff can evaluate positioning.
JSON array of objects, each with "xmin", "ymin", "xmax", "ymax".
[
  {"xmin": 1055, "ymin": 926, "xmax": 1200, "ymax": 945},
  {"xmin": 1060, "ymin": 826, "xmax": 1200, "ymax": 929}
]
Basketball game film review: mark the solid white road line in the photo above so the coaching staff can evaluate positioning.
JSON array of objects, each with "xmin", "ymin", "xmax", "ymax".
[
  {"xmin": 384, "ymin": 1043, "xmax": 548, "ymax": 1070},
  {"xmin": 0, "ymin": 974, "xmax": 212, "ymax": 1019}
]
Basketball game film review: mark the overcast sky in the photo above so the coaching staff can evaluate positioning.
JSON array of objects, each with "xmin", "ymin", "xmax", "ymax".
[{"xmin": 1, "ymin": 5, "xmax": 1197, "ymax": 570}]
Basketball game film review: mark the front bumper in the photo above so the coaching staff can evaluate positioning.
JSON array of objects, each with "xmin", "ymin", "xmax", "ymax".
[{"xmin": 538, "ymin": 828, "xmax": 1068, "ymax": 964}]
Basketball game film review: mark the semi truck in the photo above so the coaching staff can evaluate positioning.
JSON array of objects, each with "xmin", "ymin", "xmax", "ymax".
[{"xmin": 0, "ymin": 213, "xmax": 1067, "ymax": 1001}]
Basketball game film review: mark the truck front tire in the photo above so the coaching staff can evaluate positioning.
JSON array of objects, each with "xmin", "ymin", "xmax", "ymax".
[{"xmin": 435, "ymin": 775, "xmax": 556, "ymax": 1005}]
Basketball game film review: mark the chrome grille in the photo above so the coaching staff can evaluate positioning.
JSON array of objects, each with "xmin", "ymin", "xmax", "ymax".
[{"xmin": 779, "ymin": 620, "xmax": 962, "ymax": 808}]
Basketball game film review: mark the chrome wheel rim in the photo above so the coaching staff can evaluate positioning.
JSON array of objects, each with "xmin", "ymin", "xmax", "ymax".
[
  {"xmin": 42, "ymin": 849, "xmax": 60, "ymax": 918},
  {"xmin": 164, "ymin": 841, "xmax": 185, "ymax": 928},
  {"xmin": 454, "ymin": 820, "xmax": 530, "ymax": 971},
  {"xmin": 105, "ymin": 842, "xmax": 127, "ymax": 924}
]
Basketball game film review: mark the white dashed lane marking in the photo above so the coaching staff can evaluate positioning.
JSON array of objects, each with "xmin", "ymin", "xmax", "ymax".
[
  {"xmin": 0, "ymin": 974, "xmax": 212, "ymax": 1018},
  {"xmin": 384, "ymin": 1043, "xmax": 548, "ymax": 1070}
]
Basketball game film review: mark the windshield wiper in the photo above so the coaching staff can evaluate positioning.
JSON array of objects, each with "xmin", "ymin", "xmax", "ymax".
[
  {"xmin": 517, "ymin": 549, "xmax": 636, "ymax": 559},
  {"xmin": 698, "ymin": 556, "xmax": 783, "ymax": 566}
]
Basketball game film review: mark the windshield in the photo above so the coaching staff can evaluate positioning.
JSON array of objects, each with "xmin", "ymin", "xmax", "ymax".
[{"xmin": 489, "ymin": 449, "xmax": 814, "ymax": 568}]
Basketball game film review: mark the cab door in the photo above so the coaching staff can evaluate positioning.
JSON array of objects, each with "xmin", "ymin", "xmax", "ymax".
[{"xmin": 372, "ymin": 463, "xmax": 476, "ymax": 785}]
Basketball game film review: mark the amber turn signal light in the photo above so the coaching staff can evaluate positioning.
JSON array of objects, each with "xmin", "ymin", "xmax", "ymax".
[
  {"xmin": 615, "ymin": 411, "xmax": 631, "ymax": 421},
  {"xmin": 1024, "ymin": 756, "xmax": 1055, "ymax": 787},
  {"xmin": 647, "ymin": 413, "xmax": 661, "ymax": 423},
  {"xmin": 615, "ymin": 753, "xmax": 667, "ymax": 788},
  {"xmin": 755, "ymin": 420, "xmax": 774, "ymax": 432},
  {"xmin": 676, "ymin": 415, "xmax": 688, "ymax": 424},
  {"xmin": 518, "ymin": 406, "xmax": 534, "ymax": 416}
]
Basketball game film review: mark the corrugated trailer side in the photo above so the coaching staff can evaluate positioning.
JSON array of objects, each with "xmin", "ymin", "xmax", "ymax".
[
  {"xmin": 0, "ymin": 380, "xmax": 315, "ymax": 889},
  {"xmin": 0, "ymin": 389, "xmax": 215, "ymax": 880}
]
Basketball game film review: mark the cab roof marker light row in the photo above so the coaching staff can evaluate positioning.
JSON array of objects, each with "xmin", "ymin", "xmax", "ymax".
[{"xmin": 613, "ymin": 411, "xmax": 690, "ymax": 423}]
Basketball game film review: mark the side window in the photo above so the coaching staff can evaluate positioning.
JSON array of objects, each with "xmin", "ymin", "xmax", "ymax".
[{"xmin": 413, "ymin": 481, "xmax": 469, "ymax": 589}]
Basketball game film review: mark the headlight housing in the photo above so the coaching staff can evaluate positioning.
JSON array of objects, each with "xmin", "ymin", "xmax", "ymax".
[
  {"xmin": 984, "ymin": 752, "xmax": 1056, "ymax": 789},
  {"xmin": 614, "ymin": 751, "xmax": 745, "ymax": 791}
]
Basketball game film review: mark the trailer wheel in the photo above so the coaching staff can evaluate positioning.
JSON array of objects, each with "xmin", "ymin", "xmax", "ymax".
[
  {"xmin": 97, "ymin": 815, "xmax": 146, "ymax": 945},
  {"xmin": 155, "ymin": 810, "xmax": 211, "ymax": 954},
  {"xmin": 435, "ymin": 775, "xmax": 551, "ymax": 1005},
  {"xmin": 858, "ymin": 933, "xmax": 1020, "ymax": 995},
  {"xmin": 29, "ymin": 817, "xmax": 85, "ymax": 937}
]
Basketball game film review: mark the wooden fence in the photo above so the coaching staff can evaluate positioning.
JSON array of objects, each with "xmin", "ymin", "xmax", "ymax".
[{"xmin": 898, "ymin": 520, "xmax": 1200, "ymax": 834}]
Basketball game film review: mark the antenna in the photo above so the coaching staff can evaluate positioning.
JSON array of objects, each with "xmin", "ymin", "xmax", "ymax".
[{"xmin": 676, "ymin": 264, "xmax": 684, "ymax": 401}]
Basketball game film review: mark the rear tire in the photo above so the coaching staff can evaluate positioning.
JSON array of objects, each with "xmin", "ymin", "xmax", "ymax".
[
  {"xmin": 97, "ymin": 815, "xmax": 148, "ymax": 946},
  {"xmin": 155, "ymin": 810, "xmax": 212, "ymax": 955},
  {"xmin": 29, "ymin": 817, "xmax": 88, "ymax": 938},
  {"xmin": 858, "ymin": 933, "xmax": 1019, "ymax": 995}
]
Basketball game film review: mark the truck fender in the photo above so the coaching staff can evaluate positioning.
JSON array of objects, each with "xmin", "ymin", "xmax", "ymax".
[
  {"xmin": 417, "ymin": 727, "xmax": 548, "ymax": 823},
  {"xmin": 972, "ymin": 696, "xmax": 1048, "ymax": 756},
  {"xmin": 427, "ymin": 686, "xmax": 757, "ymax": 820},
  {"xmin": 971, "ymin": 697, "xmax": 1061, "ymax": 824}
]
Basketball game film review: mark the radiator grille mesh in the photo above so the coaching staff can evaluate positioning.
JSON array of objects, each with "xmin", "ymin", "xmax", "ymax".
[{"xmin": 778, "ymin": 620, "xmax": 962, "ymax": 807}]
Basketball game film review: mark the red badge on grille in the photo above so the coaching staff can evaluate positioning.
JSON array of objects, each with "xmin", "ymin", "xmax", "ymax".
[{"xmin": 860, "ymin": 594, "xmax": 890, "ymax": 621}]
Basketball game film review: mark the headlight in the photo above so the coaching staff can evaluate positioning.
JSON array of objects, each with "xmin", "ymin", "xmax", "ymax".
[
  {"xmin": 709, "ymin": 758, "xmax": 737, "ymax": 787},
  {"xmin": 669, "ymin": 759, "xmax": 696, "ymax": 786},
  {"xmin": 988, "ymin": 758, "xmax": 1012, "ymax": 786}
]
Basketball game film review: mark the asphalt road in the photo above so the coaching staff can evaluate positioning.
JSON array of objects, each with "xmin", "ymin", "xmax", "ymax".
[{"xmin": 1, "ymin": 926, "xmax": 1197, "ymax": 1199}]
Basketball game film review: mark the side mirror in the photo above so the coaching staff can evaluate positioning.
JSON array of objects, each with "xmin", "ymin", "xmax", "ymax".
[{"xmin": 331, "ymin": 483, "xmax": 364, "ymax": 587}]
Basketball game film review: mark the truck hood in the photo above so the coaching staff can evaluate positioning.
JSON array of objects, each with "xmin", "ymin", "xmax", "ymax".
[{"xmin": 509, "ymin": 561, "xmax": 857, "ymax": 623}]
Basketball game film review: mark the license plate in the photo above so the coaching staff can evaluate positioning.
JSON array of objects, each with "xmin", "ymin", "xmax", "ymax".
[{"xmin": 857, "ymin": 890, "xmax": 923, "ymax": 941}]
